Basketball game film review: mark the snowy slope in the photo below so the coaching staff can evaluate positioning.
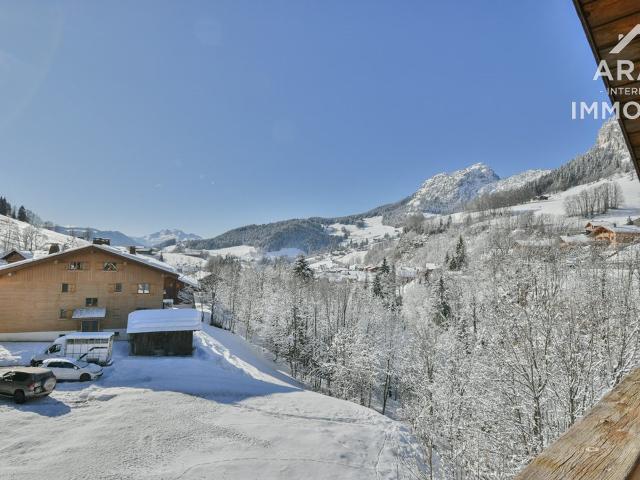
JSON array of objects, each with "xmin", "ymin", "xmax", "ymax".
[
  {"xmin": 0, "ymin": 214, "xmax": 87, "ymax": 252},
  {"xmin": 329, "ymin": 216, "xmax": 401, "ymax": 244},
  {"xmin": 0, "ymin": 325, "xmax": 421, "ymax": 479},
  {"xmin": 509, "ymin": 171, "xmax": 640, "ymax": 224},
  {"xmin": 478, "ymin": 169, "xmax": 551, "ymax": 196}
]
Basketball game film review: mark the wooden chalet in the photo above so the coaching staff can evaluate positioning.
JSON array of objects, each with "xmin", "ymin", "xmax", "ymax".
[
  {"xmin": 573, "ymin": 0, "xmax": 640, "ymax": 177},
  {"xmin": 0, "ymin": 243, "xmax": 196, "ymax": 341},
  {"xmin": 0, "ymin": 249, "xmax": 33, "ymax": 264},
  {"xmin": 586, "ymin": 222, "xmax": 640, "ymax": 244}
]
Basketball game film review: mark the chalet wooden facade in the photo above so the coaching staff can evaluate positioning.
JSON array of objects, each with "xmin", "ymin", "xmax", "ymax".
[
  {"xmin": 588, "ymin": 224, "xmax": 640, "ymax": 244},
  {"xmin": 0, "ymin": 244, "xmax": 190, "ymax": 341}
]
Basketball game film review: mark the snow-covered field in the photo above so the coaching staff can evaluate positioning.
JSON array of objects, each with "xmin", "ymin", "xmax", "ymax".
[
  {"xmin": 508, "ymin": 171, "xmax": 640, "ymax": 224},
  {"xmin": 0, "ymin": 214, "xmax": 85, "ymax": 251},
  {"xmin": 158, "ymin": 251, "xmax": 208, "ymax": 273},
  {"xmin": 0, "ymin": 325, "xmax": 420, "ymax": 480},
  {"xmin": 206, "ymin": 245, "xmax": 260, "ymax": 260},
  {"xmin": 329, "ymin": 216, "xmax": 401, "ymax": 245}
]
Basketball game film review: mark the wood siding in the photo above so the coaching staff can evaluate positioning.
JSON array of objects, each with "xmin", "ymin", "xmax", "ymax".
[{"xmin": 0, "ymin": 249, "xmax": 171, "ymax": 334}]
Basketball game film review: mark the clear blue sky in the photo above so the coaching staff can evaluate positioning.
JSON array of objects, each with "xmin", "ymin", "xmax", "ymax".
[{"xmin": 0, "ymin": 1, "xmax": 610, "ymax": 237}]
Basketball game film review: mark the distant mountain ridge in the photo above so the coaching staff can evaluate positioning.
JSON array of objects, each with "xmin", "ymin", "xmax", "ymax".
[
  {"xmin": 188, "ymin": 120, "xmax": 631, "ymax": 254},
  {"xmin": 134, "ymin": 229, "xmax": 202, "ymax": 247},
  {"xmin": 53, "ymin": 226, "xmax": 201, "ymax": 247}
]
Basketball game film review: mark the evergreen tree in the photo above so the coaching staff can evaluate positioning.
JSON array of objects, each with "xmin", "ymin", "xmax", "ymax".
[
  {"xmin": 293, "ymin": 255, "xmax": 313, "ymax": 281},
  {"xmin": 380, "ymin": 257, "xmax": 390, "ymax": 274},
  {"xmin": 455, "ymin": 235, "xmax": 466, "ymax": 268},
  {"xmin": 435, "ymin": 275, "xmax": 451, "ymax": 325},
  {"xmin": 17, "ymin": 206, "xmax": 27, "ymax": 222},
  {"xmin": 372, "ymin": 273, "xmax": 383, "ymax": 297}
]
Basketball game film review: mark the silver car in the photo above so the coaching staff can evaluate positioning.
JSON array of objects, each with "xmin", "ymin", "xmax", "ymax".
[{"xmin": 0, "ymin": 367, "xmax": 57, "ymax": 403}]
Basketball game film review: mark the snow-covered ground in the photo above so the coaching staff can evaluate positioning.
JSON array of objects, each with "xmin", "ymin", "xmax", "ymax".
[
  {"xmin": 158, "ymin": 251, "xmax": 208, "ymax": 273},
  {"xmin": 508, "ymin": 171, "xmax": 640, "ymax": 224},
  {"xmin": 329, "ymin": 216, "xmax": 401, "ymax": 245},
  {"xmin": 0, "ymin": 214, "xmax": 86, "ymax": 252},
  {"xmin": 206, "ymin": 245, "xmax": 260, "ymax": 260},
  {"xmin": 0, "ymin": 325, "xmax": 420, "ymax": 479}
]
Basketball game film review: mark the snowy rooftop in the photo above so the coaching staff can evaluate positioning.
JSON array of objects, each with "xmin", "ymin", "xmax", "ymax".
[
  {"xmin": 0, "ymin": 249, "xmax": 33, "ymax": 260},
  {"xmin": 62, "ymin": 331, "xmax": 115, "ymax": 340},
  {"xmin": 0, "ymin": 243, "xmax": 180, "ymax": 277},
  {"xmin": 127, "ymin": 308, "xmax": 202, "ymax": 334}
]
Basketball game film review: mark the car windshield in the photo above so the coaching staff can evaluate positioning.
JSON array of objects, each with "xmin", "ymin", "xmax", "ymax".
[{"xmin": 74, "ymin": 360, "xmax": 89, "ymax": 368}]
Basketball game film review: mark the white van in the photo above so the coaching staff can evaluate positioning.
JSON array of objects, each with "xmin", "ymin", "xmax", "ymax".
[{"xmin": 31, "ymin": 332, "xmax": 114, "ymax": 366}]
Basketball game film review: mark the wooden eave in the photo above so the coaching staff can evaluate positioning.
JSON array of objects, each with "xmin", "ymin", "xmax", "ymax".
[
  {"xmin": 573, "ymin": 0, "xmax": 640, "ymax": 178},
  {"xmin": 516, "ymin": 367, "xmax": 640, "ymax": 479}
]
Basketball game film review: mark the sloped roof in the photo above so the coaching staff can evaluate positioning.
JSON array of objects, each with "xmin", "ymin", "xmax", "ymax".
[
  {"xmin": 127, "ymin": 308, "xmax": 202, "ymax": 334},
  {"xmin": 0, "ymin": 249, "xmax": 33, "ymax": 261},
  {"xmin": 0, "ymin": 244, "xmax": 180, "ymax": 277}
]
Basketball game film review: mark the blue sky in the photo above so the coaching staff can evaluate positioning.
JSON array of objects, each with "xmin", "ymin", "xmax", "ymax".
[{"xmin": 0, "ymin": 1, "xmax": 610, "ymax": 237}]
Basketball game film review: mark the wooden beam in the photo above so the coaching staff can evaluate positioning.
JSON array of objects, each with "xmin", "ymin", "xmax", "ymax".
[{"xmin": 516, "ymin": 368, "xmax": 640, "ymax": 479}]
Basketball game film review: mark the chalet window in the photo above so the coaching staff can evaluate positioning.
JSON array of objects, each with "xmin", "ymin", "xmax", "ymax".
[
  {"xmin": 59, "ymin": 309, "xmax": 68, "ymax": 319},
  {"xmin": 85, "ymin": 297, "xmax": 98, "ymax": 307},
  {"xmin": 114, "ymin": 283, "xmax": 122, "ymax": 293},
  {"xmin": 103, "ymin": 262, "xmax": 117, "ymax": 271},
  {"xmin": 69, "ymin": 261, "xmax": 86, "ymax": 271},
  {"xmin": 137, "ymin": 283, "xmax": 150, "ymax": 294},
  {"xmin": 61, "ymin": 283, "xmax": 69, "ymax": 293}
]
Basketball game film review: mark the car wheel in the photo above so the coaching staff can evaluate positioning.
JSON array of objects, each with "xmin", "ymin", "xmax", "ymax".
[
  {"xmin": 80, "ymin": 373, "xmax": 91, "ymax": 382},
  {"xmin": 13, "ymin": 390, "xmax": 26, "ymax": 404}
]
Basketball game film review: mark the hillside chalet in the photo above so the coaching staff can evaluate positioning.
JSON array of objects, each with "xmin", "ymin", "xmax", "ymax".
[
  {"xmin": 0, "ymin": 242, "xmax": 196, "ymax": 341},
  {"xmin": 586, "ymin": 223, "xmax": 640, "ymax": 244},
  {"xmin": 0, "ymin": 249, "xmax": 33, "ymax": 264}
]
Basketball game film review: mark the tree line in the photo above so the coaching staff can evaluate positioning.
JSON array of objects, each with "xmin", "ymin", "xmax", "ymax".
[{"xmin": 199, "ymin": 214, "xmax": 640, "ymax": 478}]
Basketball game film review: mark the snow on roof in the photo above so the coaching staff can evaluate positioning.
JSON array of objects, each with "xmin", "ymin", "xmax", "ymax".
[
  {"xmin": 72, "ymin": 307, "xmax": 107, "ymax": 319},
  {"xmin": 62, "ymin": 331, "xmax": 115, "ymax": 340},
  {"xmin": 0, "ymin": 243, "xmax": 179, "ymax": 276},
  {"xmin": 178, "ymin": 274, "xmax": 198, "ymax": 288},
  {"xmin": 127, "ymin": 309, "xmax": 202, "ymax": 334},
  {"xmin": 0, "ymin": 249, "xmax": 33, "ymax": 260}
]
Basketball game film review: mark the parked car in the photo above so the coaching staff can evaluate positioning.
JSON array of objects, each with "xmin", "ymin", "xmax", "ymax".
[
  {"xmin": 40, "ymin": 357, "xmax": 103, "ymax": 381},
  {"xmin": 31, "ymin": 332, "xmax": 114, "ymax": 366},
  {"xmin": 0, "ymin": 367, "xmax": 57, "ymax": 404}
]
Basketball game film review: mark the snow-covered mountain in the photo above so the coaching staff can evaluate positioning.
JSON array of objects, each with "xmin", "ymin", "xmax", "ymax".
[
  {"xmin": 406, "ymin": 163, "xmax": 499, "ymax": 214},
  {"xmin": 478, "ymin": 169, "xmax": 551, "ymax": 196},
  {"xmin": 136, "ymin": 229, "xmax": 202, "ymax": 247}
]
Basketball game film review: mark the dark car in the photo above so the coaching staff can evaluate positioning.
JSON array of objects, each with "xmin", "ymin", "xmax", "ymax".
[{"xmin": 0, "ymin": 367, "xmax": 57, "ymax": 404}]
